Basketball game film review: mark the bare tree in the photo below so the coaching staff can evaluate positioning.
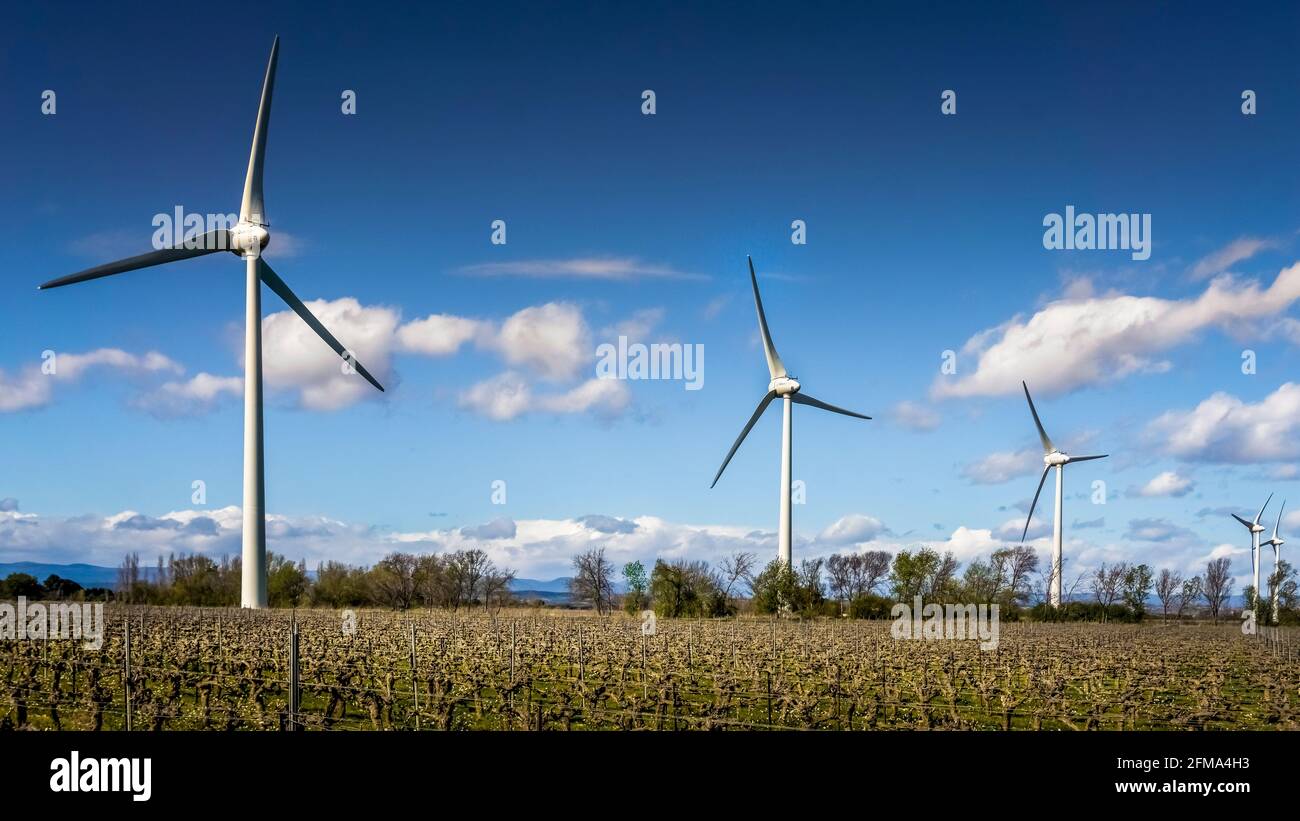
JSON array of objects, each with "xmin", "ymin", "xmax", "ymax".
[
  {"xmin": 569, "ymin": 547, "xmax": 616, "ymax": 615},
  {"xmin": 1002, "ymin": 545, "xmax": 1039, "ymax": 605},
  {"xmin": 1090, "ymin": 562, "xmax": 1127, "ymax": 621},
  {"xmin": 117, "ymin": 552, "xmax": 142, "ymax": 603},
  {"xmin": 1178, "ymin": 576, "xmax": 1201, "ymax": 619},
  {"xmin": 799, "ymin": 557, "xmax": 826, "ymax": 602},
  {"xmin": 1155, "ymin": 568, "xmax": 1184, "ymax": 620},
  {"xmin": 826, "ymin": 554, "xmax": 854, "ymax": 612},
  {"xmin": 458, "ymin": 549, "xmax": 492, "ymax": 606},
  {"xmin": 371, "ymin": 552, "xmax": 419, "ymax": 610},
  {"xmin": 719, "ymin": 551, "xmax": 757, "ymax": 602},
  {"xmin": 853, "ymin": 551, "xmax": 891, "ymax": 599},
  {"xmin": 481, "ymin": 566, "xmax": 516, "ymax": 617},
  {"xmin": 1201, "ymin": 558, "xmax": 1233, "ymax": 624}
]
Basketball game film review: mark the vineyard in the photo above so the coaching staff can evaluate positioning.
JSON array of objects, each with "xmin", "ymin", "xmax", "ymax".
[{"xmin": 2, "ymin": 606, "xmax": 1299, "ymax": 731}]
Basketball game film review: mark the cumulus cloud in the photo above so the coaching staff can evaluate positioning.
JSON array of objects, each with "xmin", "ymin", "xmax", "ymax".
[
  {"xmin": 816, "ymin": 514, "xmax": 888, "ymax": 545},
  {"xmin": 457, "ymin": 371, "xmax": 630, "ymax": 421},
  {"xmin": 601, "ymin": 308, "xmax": 665, "ymax": 341},
  {"xmin": 396, "ymin": 314, "xmax": 486, "ymax": 356},
  {"xmin": 1132, "ymin": 470, "xmax": 1195, "ymax": 498},
  {"xmin": 0, "ymin": 348, "xmax": 182, "ymax": 412},
  {"xmin": 1125, "ymin": 517, "xmax": 1199, "ymax": 543},
  {"xmin": 459, "ymin": 517, "xmax": 517, "ymax": 540},
  {"xmin": 1072, "ymin": 516, "xmax": 1105, "ymax": 529},
  {"xmin": 1145, "ymin": 382, "xmax": 1300, "ymax": 463},
  {"xmin": 1, "ymin": 501, "xmax": 1215, "ymax": 585},
  {"xmin": 995, "ymin": 516, "xmax": 1047, "ymax": 541},
  {"xmin": 489, "ymin": 302, "xmax": 590, "ymax": 381},
  {"xmin": 575, "ymin": 514, "xmax": 638, "ymax": 534},
  {"xmin": 931, "ymin": 263, "xmax": 1300, "ymax": 399},
  {"xmin": 456, "ymin": 257, "xmax": 706, "ymax": 281},
  {"xmin": 1189, "ymin": 236, "xmax": 1279, "ymax": 280},
  {"xmin": 0, "ymin": 498, "xmax": 18, "ymax": 512},
  {"xmin": 135, "ymin": 373, "xmax": 243, "ymax": 417},
  {"xmin": 890, "ymin": 400, "xmax": 941, "ymax": 432},
  {"xmin": 260, "ymin": 297, "xmax": 400, "ymax": 411},
  {"xmin": 960, "ymin": 449, "xmax": 1040, "ymax": 484}
]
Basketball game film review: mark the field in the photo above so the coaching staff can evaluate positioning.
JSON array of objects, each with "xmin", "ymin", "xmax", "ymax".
[{"xmin": 3, "ymin": 606, "xmax": 1299, "ymax": 731}]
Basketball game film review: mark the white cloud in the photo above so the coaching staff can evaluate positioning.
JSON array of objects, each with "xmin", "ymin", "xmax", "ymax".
[
  {"xmin": 890, "ymin": 400, "xmax": 940, "ymax": 432},
  {"xmin": 1125, "ymin": 517, "xmax": 1199, "ymax": 544},
  {"xmin": 458, "ymin": 371, "xmax": 629, "ymax": 421},
  {"xmin": 1189, "ymin": 236, "xmax": 1278, "ymax": 280},
  {"xmin": 457, "ymin": 372, "xmax": 533, "ymax": 421},
  {"xmin": 396, "ymin": 314, "xmax": 485, "ymax": 356},
  {"xmin": 260, "ymin": 297, "xmax": 400, "ymax": 411},
  {"xmin": 601, "ymin": 308, "xmax": 665, "ymax": 340},
  {"xmin": 960, "ymin": 449, "xmax": 1041, "ymax": 484},
  {"xmin": 456, "ymin": 257, "xmax": 706, "ymax": 281},
  {"xmin": 1133, "ymin": 470, "xmax": 1195, "ymax": 498},
  {"xmin": 135, "ymin": 373, "xmax": 243, "ymax": 417},
  {"xmin": 0, "ymin": 501, "xmax": 1223, "ymax": 587},
  {"xmin": 0, "ymin": 348, "xmax": 182, "ymax": 412},
  {"xmin": 994, "ymin": 516, "xmax": 1047, "ymax": 541},
  {"xmin": 1145, "ymin": 382, "xmax": 1300, "ymax": 463},
  {"xmin": 489, "ymin": 302, "xmax": 590, "ymax": 381},
  {"xmin": 816, "ymin": 514, "xmax": 888, "ymax": 545},
  {"xmin": 932, "ymin": 262, "xmax": 1300, "ymax": 399}
]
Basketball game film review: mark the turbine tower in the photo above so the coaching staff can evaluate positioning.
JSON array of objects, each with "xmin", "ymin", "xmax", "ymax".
[
  {"xmin": 710, "ymin": 257, "xmax": 870, "ymax": 567},
  {"xmin": 1019, "ymin": 382, "xmax": 1107, "ymax": 607},
  {"xmin": 1260, "ymin": 500, "xmax": 1286, "ymax": 623},
  {"xmin": 36, "ymin": 38, "xmax": 383, "ymax": 608},
  {"xmin": 1234, "ymin": 494, "xmax": 1274, "ymax": 620}
]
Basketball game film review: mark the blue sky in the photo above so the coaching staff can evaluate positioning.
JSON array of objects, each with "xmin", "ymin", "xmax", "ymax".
[{"xmin": 2, "ymin": 1, "xmax": 1300, "ymax": 586}]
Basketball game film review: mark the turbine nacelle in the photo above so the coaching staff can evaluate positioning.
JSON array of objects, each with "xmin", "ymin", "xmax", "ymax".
[
  {"xmin": 1044, "ymin": 450, "xmax": 1069, "ymax": 467},
  {"xmin": 770, "ymin": 376, "xmax": 800, "ymax": 396},
  {"xmin": 229, "ymin": 221, "xmax": 270, "ymax": 256}
]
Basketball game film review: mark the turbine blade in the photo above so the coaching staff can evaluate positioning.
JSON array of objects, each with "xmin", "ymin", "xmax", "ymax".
[
  {"xmin": 1231, "ymin": 513, "xmax": 1253, "ymax": 529},
  {"xmin": 1022, "ymin": 466, "xmax": 1050, "ymax": 543},
  {"xmin": 240, "ymin": 36, "xmax": 280, "ymax": 225},
  {"xmin": 710, "ymin": 390, "xmax": 778, "ymax": 488},
  {"xmin": 791, "ymin": 392, "xmax": 871, "ymax": 420},
  {"xmin": 748, "ymin": 257, "xmax": 787, "ymax": 379},
  {"xmin": 1255, "ymin": 492, "xmax": 1274, "ymax": 526},
  {"xmin": 1067, "ymin": 454, "xmax": 1107, "ymax": 463},
  {"xmin": 38, "ymin": 230, "xmax": 231, "ymax": 289},
  {"xmin": 1275, "ymin": 500, "xmax": 1286, "ymax": 540},
  {"xmin": 258, "ymin": 258, "xmax": 385, "ymax": 392},
  {"xmin": 1022, "ymin": 381, "xmax": 1054, "ymax": 453}
]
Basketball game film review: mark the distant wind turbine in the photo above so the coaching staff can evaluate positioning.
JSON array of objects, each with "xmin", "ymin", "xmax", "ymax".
[
  {"xmin": 37, "ymin": 38, "xmax": 383, "ymax": 608},
  {"xmin": 1232, "ymin": 491, "xmax": 1274, "ymax": 618},
  {"xmin": 1019, "ymin": 382, "xmax": 1107, "ymax": 607},
  {"xmin": 1260, "ymin": 500, "xmax": 1285, "ymax": 623},
  {"xmin": 1231, "ymin": 493, "xmax": 1272, "ymax": 620},
  {"xmin": 710, "ymin": 257, "xmax": 870, "ymax": 567}
]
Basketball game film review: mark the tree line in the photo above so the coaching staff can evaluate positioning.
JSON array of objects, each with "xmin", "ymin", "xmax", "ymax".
[
  {"xmin": 105, "ymin": 549, "xmax": 514, "ymax": 610},
  {"xmin": 3, "ymin": 543, "xmax": 1293, "ymax": 624}
]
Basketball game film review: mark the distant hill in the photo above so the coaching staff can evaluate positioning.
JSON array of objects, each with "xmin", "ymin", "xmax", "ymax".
[
  {"xmin": 0, "ymin": 561, "xmax": 149, "ymax": 588},
  {"xmin": 509, "ymin": 577, "xmax": 570, "ymax": 593}
]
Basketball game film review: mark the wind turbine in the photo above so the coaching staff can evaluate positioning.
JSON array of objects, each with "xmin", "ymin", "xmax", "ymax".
[
  {"xmin": 1260, "ymin": 500, "xmax": 1285, "ymax": 623},
  {"xmin": 1234, "ymin": 494, "xmax": 1275, "ymax": 620},
  {"xmin": 36, "ymin": 37, "xmax": 383, "ymax": 608},
  {"xmin": 710, "ymin": 257, "xmax": 870, "ymax": 568},
  {"xmin": 1019, "ymin": 382, "xmax": 1107, "ymax": 607}
]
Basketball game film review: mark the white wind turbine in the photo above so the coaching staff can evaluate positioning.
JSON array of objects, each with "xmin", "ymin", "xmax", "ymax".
[
  {"xmin": 1260, "ymin": 500, "xmax": 1286, "ymax": 623},
  {"xmin": 710, "ymin": 257, "xmax": 870, "ymax": 567},
  {"xmin": 37, "ymin": 37, "xmax": 383, "ymax": 608},
  {"xmin": 1234, "ymin": 494, "xmax": 1275, "ymax": 620},
  {"xmin": 1019, "ymin": 382, "xmax": 1107, "ymax": 607}
]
